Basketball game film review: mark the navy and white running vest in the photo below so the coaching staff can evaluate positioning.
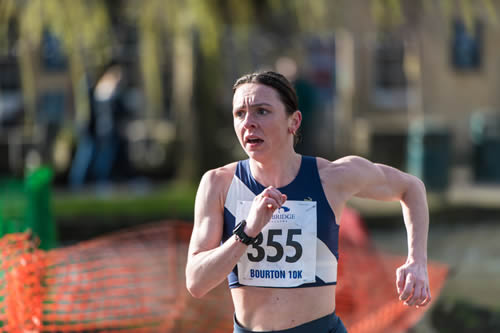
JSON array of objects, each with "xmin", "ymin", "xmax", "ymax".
[{"xmin": 222, "ymin": 155, "xmax": 339, "ymax": 288}]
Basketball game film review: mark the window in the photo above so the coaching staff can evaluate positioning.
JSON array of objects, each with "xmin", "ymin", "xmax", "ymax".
[
  {"xmin": 372, "ymin": 32, "xmax": 410, "ymax": 109},
  {"xmin": 451, "ymin": 18, "xmax": 483, "ymax": 71},
  {"xmin": 41, "ymin": 31, "xmax": 68, "ymax": 71}
]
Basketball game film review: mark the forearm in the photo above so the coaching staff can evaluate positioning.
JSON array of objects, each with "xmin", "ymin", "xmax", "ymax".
[
  {"xmin": 186, "ymin": 235, "xmax": 247, "ymax": 298},
  {"xmin": 400, "ymin": 177, "xmax": 429, "ymax": 264}
]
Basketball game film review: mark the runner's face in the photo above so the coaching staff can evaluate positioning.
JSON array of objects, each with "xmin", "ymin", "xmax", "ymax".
[{"xmin": 233, "ymin": 83, "xmax": 293, "ymax": 159}]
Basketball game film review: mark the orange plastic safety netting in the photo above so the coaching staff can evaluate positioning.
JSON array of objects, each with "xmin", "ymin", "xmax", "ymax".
[{"xmin": 0, "ymin": 211, "xmax": 448, "ymax": 333}]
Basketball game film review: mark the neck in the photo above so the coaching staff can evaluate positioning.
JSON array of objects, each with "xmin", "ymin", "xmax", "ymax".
[{"xmin": 249, "ymin": 150, "xmax": 302, "ymax": 188}]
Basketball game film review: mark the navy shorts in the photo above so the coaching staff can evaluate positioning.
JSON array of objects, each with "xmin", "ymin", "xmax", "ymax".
[{"xmin": 233, "ymin": 312, "xmax": 348, "ymax": 333}]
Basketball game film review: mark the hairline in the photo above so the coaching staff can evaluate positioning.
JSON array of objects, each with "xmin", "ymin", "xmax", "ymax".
[{"xmin": 233, "ymin": 81, "xmax": 296, "ymax": 115}]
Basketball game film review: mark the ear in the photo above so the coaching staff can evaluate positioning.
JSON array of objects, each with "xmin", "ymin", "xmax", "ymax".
[{"xmin": 289, "ymin": 110, "xmax": 302, "ymax": 133}]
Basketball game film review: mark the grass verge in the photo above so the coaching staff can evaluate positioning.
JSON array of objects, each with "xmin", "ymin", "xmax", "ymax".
[{"xmin": 52, "ymin": 181, "xmax": 197, "ymax": 222}]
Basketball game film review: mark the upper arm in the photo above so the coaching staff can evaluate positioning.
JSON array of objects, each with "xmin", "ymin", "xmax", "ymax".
[
  {"xmin": 187, "ymin": 166, "xmax": 233, "ymax": 259},
  {"xmin": 329, "ymin": 156, "xmax": 421, "ymax": 202}
]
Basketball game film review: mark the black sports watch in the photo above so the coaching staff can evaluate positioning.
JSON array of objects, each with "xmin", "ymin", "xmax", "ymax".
[{"xmin": 233, "ymin": 220, "xmax": 256, "ymax": 245}]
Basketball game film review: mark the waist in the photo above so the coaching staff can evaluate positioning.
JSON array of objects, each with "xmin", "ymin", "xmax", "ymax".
[
  {"xmin": 231, "ymin": 285, "xmax": 336, "ymax": 331},
  {"xmin": 234, "ymin": 311, "xmax": 344, "ymax": 333}
]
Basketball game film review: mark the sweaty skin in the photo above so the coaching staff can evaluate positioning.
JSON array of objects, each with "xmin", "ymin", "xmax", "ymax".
[{"xmin": 186, "ymin": 83, "xmax": 431, "ymax": 331}]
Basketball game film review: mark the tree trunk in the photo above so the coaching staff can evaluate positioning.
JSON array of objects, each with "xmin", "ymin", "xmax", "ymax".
[{"xmin": 171, "ymin": 29, "xmax": 200, "ymax": 182}]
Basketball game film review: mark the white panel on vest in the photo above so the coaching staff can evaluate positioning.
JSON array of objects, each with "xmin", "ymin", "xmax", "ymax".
[
  {"xmin": 316, "ymin": 239, "xmax": 338, "ymax": 283},
  {"xmin": 225, "ymin": 176, "xmax": 256, "ymax": 217}
]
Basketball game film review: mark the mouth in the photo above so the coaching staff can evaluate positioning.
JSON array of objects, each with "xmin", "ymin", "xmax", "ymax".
[{"xmin": 244, "ymin": 135, "xmax": 264, "ymax": 147}]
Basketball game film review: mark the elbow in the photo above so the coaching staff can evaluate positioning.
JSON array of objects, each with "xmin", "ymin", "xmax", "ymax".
[
  {"xmin": 185, "ymin": 264, "xmax": 209, "ymax": 298},
  {"xmin": 186, "ymin": 278, "xmax": 208, "ymax": 299},
  {"xmin": 185, "ymin": 256, "xmax": 212, "ymax": 298},
  {"xmin": 401, "ymin": 174, "xmax": 427, "ymax": 202},
  {"xmin": 411, "ymin": 175, "xmax": 427, "ymax": 193}
]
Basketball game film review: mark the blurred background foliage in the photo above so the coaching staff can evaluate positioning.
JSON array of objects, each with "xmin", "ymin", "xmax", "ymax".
[
  {"xmin": 1, "ymin": 0, "xmax": 498, "ymax": 182},
  {"xmin": 1, "ymin": 0, "xmax": 500, "ymax": 221}
]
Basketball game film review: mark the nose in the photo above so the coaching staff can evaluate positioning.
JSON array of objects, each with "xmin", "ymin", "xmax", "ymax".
[{"xmin": 242, "ymin": 112, "xmax": 257, "ymax": 129}]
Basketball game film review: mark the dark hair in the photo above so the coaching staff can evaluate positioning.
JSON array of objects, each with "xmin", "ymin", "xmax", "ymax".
[{"xmin": 232, "ymin": 71, "xmax": 301, "ymax": 145}]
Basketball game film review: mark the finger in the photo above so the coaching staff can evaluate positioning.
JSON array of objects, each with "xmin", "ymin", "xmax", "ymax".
[
  {"xmin": 267, "ymin": 194, "xmax": 287, "ymax": 209},
  {"xmin": 414, "ymin": 285, "xmax": 427, "ymax": 307},
  {"xmin": 407, "ymin": 284, "xmax": 423, "ymax": 306},
  {"xmin": 400, "ymin": 273, "xmax": 415, "ymax": 302},
  {"xmin": 262, "ymin": 197, "xmax": 281, "ymax": 210},
  {"xmin": 262, "ymin": 187, "xmax": 284, "ymax": 206},
  {"xmin": 418, "ymin": 285, "xmax": 428, "ymax": 305},
  {"xmin": 396, "ymin": 268, "xmax": 406, "ymax": 295},
  {"xmin": 418, "ymin": 286, "xmax": 432, "ymax": 307},
  {"xmin": 281, "ymin": 194, "xmax": 287, "ymax": 205},
  {"xmin": 258, "ymin": 188, "xmax": 279, "ymax": 208}
]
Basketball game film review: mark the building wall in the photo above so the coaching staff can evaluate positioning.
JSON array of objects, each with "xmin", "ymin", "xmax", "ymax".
[{"xmin": 341, "ymin": 3, "xmax": 500, "ymax": 170}]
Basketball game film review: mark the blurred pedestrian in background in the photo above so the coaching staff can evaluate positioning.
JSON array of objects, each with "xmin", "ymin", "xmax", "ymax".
[{"xmin": 69, "ymin": 63, "xmax": 129, "ymax": 190}]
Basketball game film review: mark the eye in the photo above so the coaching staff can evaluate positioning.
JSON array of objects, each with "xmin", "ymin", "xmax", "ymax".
[
  {"xmin": 234, "ymin": 110, "xmax": 245, "ymax": 118},
  {"xmin": 257, "ymin": 108, "xmax": 269, "ymax": 115}
]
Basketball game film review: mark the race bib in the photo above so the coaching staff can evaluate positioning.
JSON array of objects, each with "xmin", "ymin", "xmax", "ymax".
[{"xmin": 236, "ymin": 200, "xmax": 317, "ymax": 287}]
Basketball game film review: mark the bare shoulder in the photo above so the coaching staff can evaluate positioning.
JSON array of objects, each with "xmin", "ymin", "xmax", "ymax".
[
  {"xmin": 316, "ymin": 155, "xmax": 388, "ymax": 203},
  {"xmin": 196, "ymin": 162, "xmax": 238, "ymax": 212},
  {"xmin": 317, "ymin": 155, "xmax": 421, "ymax": 203},
  {"xmin": 190, "ymin": 162, "xmax": 238, "ymax": 253},
  {"xmin": 315, "ymin": 156, "xmax": 362, "ymax": 206},
  {"xmin": 316, "ymin": 155, "xmax": 379, "ymax": 182},
  {"xmin": 201, "ymin": 162, "xmax": 237, "ymax": 187}
]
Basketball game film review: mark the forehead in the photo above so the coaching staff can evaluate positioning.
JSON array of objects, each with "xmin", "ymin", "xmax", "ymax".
[{"xmin": 232, "ymin": 83, "xmax": 281, "ymax": 108}]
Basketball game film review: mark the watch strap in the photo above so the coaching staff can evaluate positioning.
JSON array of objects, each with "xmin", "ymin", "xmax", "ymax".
[{"xmin": 233, "ymin": 220, "xmax": 255, "ymax": 245}]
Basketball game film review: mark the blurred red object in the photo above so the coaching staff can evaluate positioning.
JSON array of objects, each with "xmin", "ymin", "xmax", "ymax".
[{"xmin": 0, "ymin": 211, "xmax": 447, "ymax": 332}]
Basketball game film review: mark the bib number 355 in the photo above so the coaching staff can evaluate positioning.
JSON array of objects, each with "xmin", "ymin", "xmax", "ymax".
[{"xmin": 247, "ymin": 229, "xmax": 302, "ymax": 263}]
